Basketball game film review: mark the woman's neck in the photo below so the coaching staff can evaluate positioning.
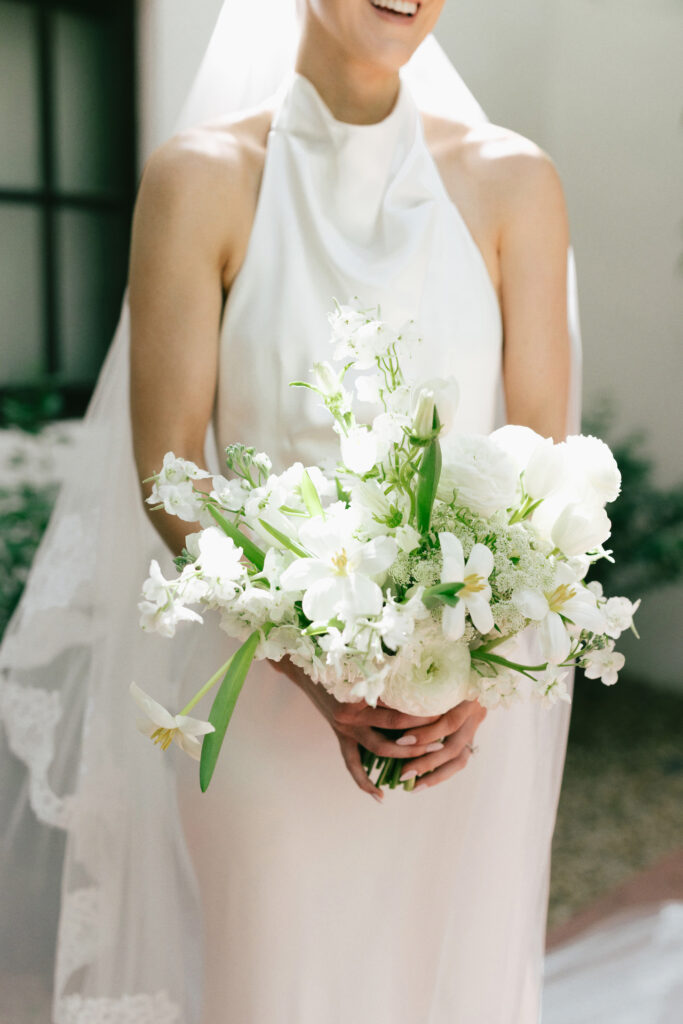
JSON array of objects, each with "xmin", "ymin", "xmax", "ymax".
[{"xmin": 295, "ymin": 23, "xmax": 400, "ymax": 125}]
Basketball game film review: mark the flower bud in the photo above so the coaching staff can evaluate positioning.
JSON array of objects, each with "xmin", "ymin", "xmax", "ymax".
[
  {"xmin": 411, "ymin": 388, "xmax": 436, "ymax": 440},
  {"xmin": 313, "ymin": 361, "xmax": 342, "ymax": 398}
]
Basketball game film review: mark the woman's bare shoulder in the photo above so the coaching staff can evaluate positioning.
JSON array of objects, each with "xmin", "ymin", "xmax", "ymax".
[
  {"xmin": 422, "ymin": 111, "xmax": 566, "ymax": 225},
  {"xmin": 134, "ymin": 107, "xmax": 274, "ymax": 284}
]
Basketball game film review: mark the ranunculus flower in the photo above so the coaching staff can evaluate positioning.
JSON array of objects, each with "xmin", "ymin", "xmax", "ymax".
[
  {"xmin": 383, "ymin": 636, "xmax": 472, "ymax": 716},
  {"xmin": 564, "ymin": 434, "xmax": 621, "ymax": 505},
  {"xmin": 437, "ymin": 434, "xmax": 519, "ymax": 516}
]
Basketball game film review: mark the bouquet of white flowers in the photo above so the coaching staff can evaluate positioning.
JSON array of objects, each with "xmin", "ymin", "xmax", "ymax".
[{"xmin": 131, "ymin": 301, "xmax": 639, "ymax": 791}]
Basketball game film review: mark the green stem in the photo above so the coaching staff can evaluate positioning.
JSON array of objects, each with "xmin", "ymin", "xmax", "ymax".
[
  {"xmin": 472, "ymin": 650, "xmax": 549, "ymax": 675},
  {"xmin": 179, "ymin": 656, "xmax": 234, "ymax": 716}
]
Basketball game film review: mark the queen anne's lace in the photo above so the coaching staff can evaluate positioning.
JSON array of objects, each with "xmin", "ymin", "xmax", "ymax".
[{"xmin": 54, "ymin": 991, "xmax": 180, "ymax": 1024}]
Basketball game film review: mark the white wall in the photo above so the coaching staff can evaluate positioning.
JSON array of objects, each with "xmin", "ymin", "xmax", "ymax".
[
  {"xmin": 136, "ymin": 0, "xmax": 223, "ymax": 162},
  {"xmin": 136, "ymin": 1, "xmax": 683, "ymax": 688},
  {"xmin": 435, "ymin": 0, "xmax": 683, "ymax": 690}
]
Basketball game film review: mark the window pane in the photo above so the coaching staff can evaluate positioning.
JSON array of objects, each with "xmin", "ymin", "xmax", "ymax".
[
  {"xmin": 56, "ymin": 209, "xmax": 128, "ymax": 382},
  {"xmin": 52, "ymin": 11, "xmax": 127, "ymax": 195},
  {"xmin": 0, "ymin": 3, "xmax": 41, "ymax": 189},
  {"xmin": 0, "ymin": 207, "xmax": 45, "ymax": 383}
]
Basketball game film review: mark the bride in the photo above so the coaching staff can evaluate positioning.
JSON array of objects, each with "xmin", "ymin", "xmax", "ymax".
[{"xmin": 1, "ymin": 1, "xmax": 579, "ymax": 1021}]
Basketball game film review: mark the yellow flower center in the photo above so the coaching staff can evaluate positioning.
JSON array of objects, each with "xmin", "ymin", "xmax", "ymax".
[
  {"xmin": 547, "ymin": 582, "xmax": 576, "ymax": 614},
  {"xmin": 150, "ymin": 726, "xmax": 176, "ymax": 751},
  {"xmin": 331, "ymin": 549, "xmax": 350, "ymax": 575},
  {"xmin": 463, "ymin": 572, "xmax": 487, "ymax": 595}
]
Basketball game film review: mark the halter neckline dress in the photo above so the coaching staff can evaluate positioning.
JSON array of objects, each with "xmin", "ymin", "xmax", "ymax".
[{"xmin": 176, "ymin": 70, "xmax": 570, "ymax": 1024}]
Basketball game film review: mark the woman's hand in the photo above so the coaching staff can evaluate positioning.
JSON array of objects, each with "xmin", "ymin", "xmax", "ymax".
[
  {"xmin": 389, "ymin": 699, "xmax": 487, "ymax": 792},
  {"xmin": 272, "ymin": 658, "xmax": 486, "ymax": 802}
]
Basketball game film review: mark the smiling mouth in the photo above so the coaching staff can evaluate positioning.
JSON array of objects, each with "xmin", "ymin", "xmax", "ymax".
[{"xmin": 370, "ymin": 0, "xmax": 420, "ymax": 18}]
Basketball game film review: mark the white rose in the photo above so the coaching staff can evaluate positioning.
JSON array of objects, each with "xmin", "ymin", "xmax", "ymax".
[{"xmin": 438, "ymin": 434, "xmax": 519, "ymax": 517}]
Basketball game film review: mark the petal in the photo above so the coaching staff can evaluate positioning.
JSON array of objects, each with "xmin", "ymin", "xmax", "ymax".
[
  {"xmin": 339, "ymin": 574, "xmax": 384, "ymax": 619},
  {"xmin": 129, "ymin": 682, "xmax": 176, "ymax": 729},
  {"xmin": 466, "ymin": 543, "xmax": 494, "ymax": 580},
  {"xmin": 279, "ymin": 558, "xmax": 329, "ymax": 592},
  {"xmin": 442, "ymin": 600, "xmax": 466, "ymax": 641},
  {"xmin": 175, "ymin": 715, "xmax": 216, "ymax": 737},
  {"xmin": 564, "ymin": 592, "xmax": 606, "ymax": 634},
  {"xmin": 466, "ymin": 594, "xmax": 494, "ymax": 635},
  {"xmin": 358, "ymin": 536, "xmax": 398, "ymax": 577},
  {"xmin": 175, "ymin": 732, "xmax": 203, "ymax": 760},
  {"xmin": 512, "ymin": 588, "xmax": 549, "ymax": 622},
  {"xmin": 302, "ymin": 577, "xmax": 346, "ymax": 622},
  {"xmin": 540, "ymin": 612, "xmax": 571, "ymax": 664},
  {"xmin": 438, "ymin": 532, "xmax": 464, "ymax": 582}
]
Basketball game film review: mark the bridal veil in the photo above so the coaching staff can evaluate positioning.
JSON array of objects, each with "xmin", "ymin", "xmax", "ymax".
[{"xmin": 0, "ymin": 2, "xmax": 582, "ymax": 1020}]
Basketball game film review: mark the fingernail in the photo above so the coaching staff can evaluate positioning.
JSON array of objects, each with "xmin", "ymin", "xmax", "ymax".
[
  {"xmin": 396, "ymin": 735, "xmax": 417, "ymax": 746},
  {"xmin": 425, "ymin": 742, "xmax": 445, "ymax": 753},
  {"xmin": 413, "ymin": 783, "xmax": 429, "ymax": 792},
  {"xmin": 400, "ymin": 769, "xmax": 418, "ymax": 782},
  {"xmin": 371, "ymin": 791, "xmax": 384, "ymax": 804}
]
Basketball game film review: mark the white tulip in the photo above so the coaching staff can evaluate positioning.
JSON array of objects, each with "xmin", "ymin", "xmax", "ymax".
[
  {"xmin": 412, "ymin": 376, "xmax": 460, "ymax": 435},
  {"xmin": 524, "ymin": 438, "xmax": 568, "ymax": 499},
  {"xmin": 551, "ymin": 502, "xmax": 611, "ymax": 557},
  {"xmin": 439, "ymin": 532, "xmax": 494, "ymax": 639},
  {"xmin": 410, "ymin": 388, "xmax": 436, "ymax": 439},
  {"xmin": 340, "ymin": 426, "xmax": 379, "ymax": 475},
  {"xmin": 130, "ymin": 682, "xmax": 214, "ymax": 760},
  {"xmin": 512, "ymin": 563, "xmax": 605, "ymax": 664}
]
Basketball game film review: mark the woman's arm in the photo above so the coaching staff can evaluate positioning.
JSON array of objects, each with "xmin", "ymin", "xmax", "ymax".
[
  {"xmin": 129, "ymin": 134, "xmax": 243, "ymax": 555},
  {"xmin": 498, "ymin": 148, "xmax": 571, "ymax": 441}
]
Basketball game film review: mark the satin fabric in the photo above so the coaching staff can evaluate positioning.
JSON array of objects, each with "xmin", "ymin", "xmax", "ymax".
[{"xmin": 176, "ymin": 72, "xmax": 572, "ymax": 1024}]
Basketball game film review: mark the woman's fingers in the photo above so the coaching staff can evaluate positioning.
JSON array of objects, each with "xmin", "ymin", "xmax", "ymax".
[
  {"xmin": 333, "ymin": 703, "xmax": 440, "ymax": 732},
  {"xmin": 398, "ymin": 713, "xmax": 482, "ymax": 780},
  {"xmin": 337, "ymin": 734, "xmax": 384, "ymax": 804},
  {"xmin": 395, "ymin": 699, "xmax": 486, "ymax": 748},
  {"xmin": 345, "ymin": 726, "xmax": 445, "ymax": 760},
  {"xmin": 412, "ymin": 748, "xmax": 472, "ymax": 790}
]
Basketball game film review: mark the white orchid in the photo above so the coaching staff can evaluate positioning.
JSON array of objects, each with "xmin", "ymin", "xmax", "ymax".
[
  {"xmin": 512, "ymin": 563, "xmax": 605, "ymax": 664},
  {"xmin": 138, "ymin": 560, "xmax": 203, "ymax": 638},
  {"xmin": 582, "ymin": 641, "xmax": 625, "ymax": 685},
  {"xmin": 439, "ymin": 532, "xmax": 494, "ymax": 640},
  {"xmin": 279, "ymin": 508, "xmax": 397, "ymax": 623},
  {"xmin": 531, "ymin": 668, "xmax": 572, "ymax": 707},
  {"xmin": 130, "ymin": 682, "xmax": 214, "ymax": 760},
  {"xmin": 603, "ymin": 596, "xmax": 641, "ymax": 640}
]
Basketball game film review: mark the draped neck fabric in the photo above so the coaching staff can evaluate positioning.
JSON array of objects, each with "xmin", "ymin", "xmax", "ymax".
[{"xmin": 215, "ymin": 69, "xmax": 502, "ymax": 467}]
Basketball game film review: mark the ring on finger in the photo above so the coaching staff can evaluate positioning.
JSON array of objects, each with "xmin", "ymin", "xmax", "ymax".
[{"xmin": 465, "ymin": 742, "xmax": 479, "ymax": 755}]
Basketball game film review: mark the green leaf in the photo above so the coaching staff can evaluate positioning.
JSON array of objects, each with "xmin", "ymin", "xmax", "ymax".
[
  {"xmin": 258, "ymin": 518, "xmax": 309, "ymax": 558},
  {"xmin": 422, "ymin": 581, "xmax": 465, "ymax": 608},
  {"xmin": 300, "ymin": 470, "xmax": 324, "ymax": 518},
  {"xmin": 207, "ymin": 505, "xmax": 265, "ymax": 571},
  {"xmin": 200, "ymin": 631, "xmax": 260, "ymax": 792},
  {"xmin": 415, "ymin": 408, "xmax": 442, "ymax": 534}
]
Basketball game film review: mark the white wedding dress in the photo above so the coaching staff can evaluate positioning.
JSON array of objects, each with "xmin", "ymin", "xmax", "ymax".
[{"xmin": 174, "ymin": 71, "xmax": 572, "ymax": 1024}]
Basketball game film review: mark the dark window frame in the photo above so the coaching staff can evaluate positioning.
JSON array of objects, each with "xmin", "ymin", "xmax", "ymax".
[{"xmin": 0, "ymin": 0, "xmax": 136, "ymax": 421}]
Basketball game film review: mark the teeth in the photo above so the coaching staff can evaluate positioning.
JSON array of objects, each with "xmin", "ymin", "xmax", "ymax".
[{"xmin": 371, "ymin": 0, "xmax": 419, "ymax": 16}]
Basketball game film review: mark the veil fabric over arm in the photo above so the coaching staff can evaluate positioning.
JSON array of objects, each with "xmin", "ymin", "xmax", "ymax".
[{"xmin": 0, "ymin": 3, "xmax": 582, "ymax": 1021}]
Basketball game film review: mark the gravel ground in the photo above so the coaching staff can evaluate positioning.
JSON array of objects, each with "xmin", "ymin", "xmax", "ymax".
[{"xmin": 549, "ymin": 673, "xmax": 683, "ymax": 929}]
